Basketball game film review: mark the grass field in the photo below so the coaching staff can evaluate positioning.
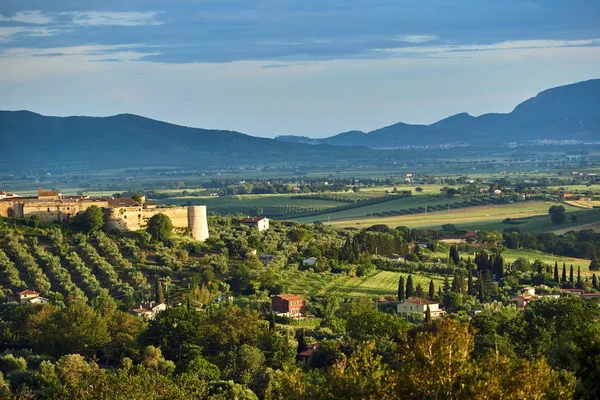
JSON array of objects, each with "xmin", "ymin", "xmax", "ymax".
[
  {"xmin": 294, "ymin": 195, "xmax": 470, "ymax": 223},
  {"xmin": 285, "ymin": 270, "xmax": 445, "ymax": 299},
  {"xmin": 322, "ymin": 201, "xmax": 576, "ymax": 230},
  {"xmin": 325, "ymin": 271, "xmax": 445, "ymax": 298},
  {"xmin": 500, "ymin": 249, "xmax": 593, "ymax": 276}
]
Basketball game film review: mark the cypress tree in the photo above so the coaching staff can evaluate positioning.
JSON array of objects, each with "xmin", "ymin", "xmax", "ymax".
[
  {"xmin": 576, "ymin": 266, "xmax": 583, "ymax": 289},
  {"xmin": 478, "ymin": 273, "xmax": 485, "ymax": 302},
  {"xmin": 554, "ymin": 262, "xmax": 559, "ymax": 283},
  {"xmin": 428, "ymin": 279, "xmax": 435, "ymax": 300},
  {"xmin": 398, "ymin": 275, "xmax": 405, "ymax": 301},
  {"xmin": 443, "ymin": 276, "xmax": 450, "ymax": 294},
  {"xmin": 155, "ymin": 276, "xmax": 165, "ymax": 304},
  {"xmin": 449, "ymin": 245, "xmax": 459, "ymax": 264},
  {"xmin": 570, "ymin": 265, "xmax": 574, "ymax": 284},
  {"xmin": 416, "ymin": 283, "xmax": 423, "ymax": 298},
  {"xmin": 425, "ymin": 304, "xmax": 432, "ymax": 323},
  {"xmin": 468, "ymin": 269, "xmax": 474, "ymax": 296},
  {"xmin": 406, "ymin": 275, "xmax": 415, "ymax": 298},
  {"xmin": 562, "ymin": 263, "xmax": 567, "ymax": 282},
  {"xmin": 593, "ymin": 273, "xmax": 598, "ymax": 290},
  {"xmin": 268, "ymin": 311, "xmax": 275, "ymax": 333}
]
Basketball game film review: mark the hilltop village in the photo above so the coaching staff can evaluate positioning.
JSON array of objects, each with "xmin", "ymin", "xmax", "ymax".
[{"xmin": 0, "ymin": 188, "xmax": 209, "ymax": 241}]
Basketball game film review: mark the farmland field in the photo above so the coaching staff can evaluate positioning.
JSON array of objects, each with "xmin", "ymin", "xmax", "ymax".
[
  {"xmin": 294, "ymin": 195, "xmax": 475, "ymax": 223},
  {"xmin": 285, "ymin": 270, "xmax": 445, "ymax": 299},
  {"xmin": 500, "ymin": 249, "xmax": 593, "ymax": 276},
  {"xmin": 322, "ymin": 201, "xmax": 578, "ymax": 230},
  {"xmin": 325, "ymin": 271, "xmax": 445, "ymax": 298}
]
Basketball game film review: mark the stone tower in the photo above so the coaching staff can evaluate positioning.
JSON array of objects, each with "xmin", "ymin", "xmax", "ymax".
[{"xmin": 187, "ymin": 205, "xmax": 209, "ymax": 242}]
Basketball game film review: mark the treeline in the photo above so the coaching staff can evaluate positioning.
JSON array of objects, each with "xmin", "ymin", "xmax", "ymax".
[
  {"xmin": 503, "ymin": 229, "xmax": 600, "ymax": 260},
  {"xmin": 0, "ymin": 296, "xmax": 598, "ymax": 398}
]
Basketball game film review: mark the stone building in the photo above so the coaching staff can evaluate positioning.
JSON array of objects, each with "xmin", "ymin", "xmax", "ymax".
[{"xmin": 0, "ymin": 189, "xmax": 209, "ymax": 241}]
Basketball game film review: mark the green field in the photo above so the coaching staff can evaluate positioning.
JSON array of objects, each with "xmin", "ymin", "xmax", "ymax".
[
  {"xmin": 500, "ymin": 249, "xmax": 593, "ymax": 276},
  {"xmin": 323, "ymin": 201, "xmax": 575, "ymax": 229},
  {"xmin": 294, "ymin": 195, "xmax": 471, "ymax": 223},
  {"xmin": 285, "ymin": 270, "xmax": 444, "ymax": 299}
]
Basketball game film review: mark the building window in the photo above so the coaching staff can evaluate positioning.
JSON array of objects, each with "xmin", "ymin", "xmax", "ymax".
[
  {"xmin": 124, "ymin": 215, "xmax": 127, "ymax": 219},
  {"xmin": 47, "ymin": 208, "xmax": 50, "ymax": 212},
  {"xmin": 67, "ymin": 207, "xmax": 70, "ymax": 210},
  {"xmin": 138, "ymin": 214, "xmax": 141, "ymax": 218}
]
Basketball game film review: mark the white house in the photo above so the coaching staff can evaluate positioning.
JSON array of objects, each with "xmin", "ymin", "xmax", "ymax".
[
  {"xmin": 28, "ymin": 296, "xmax": 50, "ymax": 305},
  {"xmin": 241, "ymin": 217, "xmax": 270, "ymax": 232},
  {"xmin": 397, "ymin": 298, "xmax": 445, "ymax": 319},
  {"xmin": 130, "ymin": 302, "xmax": 167, "ymax": 320},
  {"xmin": 303, "ymin": 257, "xmax": 317, "ymax": 267}
]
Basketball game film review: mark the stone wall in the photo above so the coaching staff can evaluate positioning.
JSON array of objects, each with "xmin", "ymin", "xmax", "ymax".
[{"xmin": 104, "ymin": 206, "xmax": 189, "ymax": 233}]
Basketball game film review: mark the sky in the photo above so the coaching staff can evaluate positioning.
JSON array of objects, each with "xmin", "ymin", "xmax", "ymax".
[{"xmin": 0, "ymin": 1, "xmax": 599, "ymax": 138}]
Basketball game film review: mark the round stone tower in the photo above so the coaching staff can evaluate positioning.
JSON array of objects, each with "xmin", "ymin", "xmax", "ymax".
[{"xmin": 187, "ymin": 205, "xmax": 209, "ymax": 242}]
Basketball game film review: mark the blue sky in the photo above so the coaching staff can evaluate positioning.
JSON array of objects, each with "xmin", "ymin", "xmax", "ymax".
[{"xmin": 1, "ymin": 0, "xmax": 599, "ymax": 137}]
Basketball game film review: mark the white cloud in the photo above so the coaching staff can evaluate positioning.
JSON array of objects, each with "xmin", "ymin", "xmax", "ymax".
[
  {"xmin": 0, "ymin": 11, "xmax": 53, "ymax": 25},
  {"xmin": 0, "ymin": 26, "xmax": 65, "ymax": 43},
  {"xmin": 63, "ymin": 11, "xmax": 162, "ymax": 27},
  {"xmin": 394, "ymin": 35, "xmax": 437, "ymax": 43},
  {"xmin": 375, "ymin": 39, "xmax": 600, "ymax": 57}
]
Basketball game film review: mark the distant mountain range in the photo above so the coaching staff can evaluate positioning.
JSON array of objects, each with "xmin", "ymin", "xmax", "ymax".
[
  {"xmin": 0, "ymin": 111, "xmax": 382, "ymax": 169},
  {"xmin": 276, "ymin": 79, "xmax": 600, "ymax": 148},
  {"xmin": 0, "ymin": 79, "xmax": 598, "ymax": 170}
]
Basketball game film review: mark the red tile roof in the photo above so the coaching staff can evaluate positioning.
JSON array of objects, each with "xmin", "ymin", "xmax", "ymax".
[
  {"xmin": 242, "ymin": 217, "xmax": 266, "ymax": 223},
  {"xmin": 17, "ymin": 289, "xmax": 39, "ymax": 296},
  {"xmin": 405, "ymin": 298, "xmax": 438, "ymax": 305},
  {"xmin": 274, "ymin": 294, "xmax": 305, "ymax": 302}
]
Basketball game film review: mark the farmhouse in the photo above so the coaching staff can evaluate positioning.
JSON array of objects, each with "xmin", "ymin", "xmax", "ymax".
[
  {"xmin": 130, "ymin": 302, "xmax": 167, "ymax": 320},
  {"xmin": 241, "ymin": 217, "xmax": 269, "ymax": 231},
  {"xmin": 272, "ymin": 294, "xmax": 306, "ymax": 318},
  {"xmin": 397, "ymin": 298, "xmax": 445, "ymax": 319}
]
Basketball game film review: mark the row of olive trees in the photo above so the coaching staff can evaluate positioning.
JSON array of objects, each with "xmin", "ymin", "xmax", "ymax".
[
  {"xmin": 29, "ymin": 237, "xmax": 86, "ymax": 300},
  {"xmin": 1, "ymin": 231, "xmax": 51, "ymax": 293}
]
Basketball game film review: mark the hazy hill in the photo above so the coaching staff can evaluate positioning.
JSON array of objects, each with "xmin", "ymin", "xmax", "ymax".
[
  {"xmin": 0, "ymin": 111, "xmax": 382, "ymax": 169},
  {"xmin": 276, "ymin": 79, "xmax": 600, "ymax": 148}
]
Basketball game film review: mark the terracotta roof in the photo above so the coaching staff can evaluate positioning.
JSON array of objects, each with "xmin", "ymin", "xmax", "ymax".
[
  {"xmin": 274, "ymin": 294, "xmax": 305, "ymax": 302},
  {"xmin": 17, "ymin": 289, "xmax": 39, "ymax": 296},
  {"xmin": 242, "ymin": 217, "xmax": 266, "ymax": 223},
  {"xmin": 404, "ymin": 298, "xmax": 438, "ymax": 305},
  {"xmin": 107, "ymin": 197, "xmax": 140, "ymax": 207},
  {"xmin": 131, "ymin": 308, "xmax": 151, "ymax": 313}
]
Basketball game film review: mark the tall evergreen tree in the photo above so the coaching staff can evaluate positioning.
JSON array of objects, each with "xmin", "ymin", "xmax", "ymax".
[
  {"xmin": 478, "ymin": 273, "xmax": 485, "ymax": 302},
  {"xmin": 553, "ymin": 262, "xmax": 559, "ymax": 283},
  {"xmin": 576, "ymin": 266, "xmax": 583, "ymax": 289},
  {"xmin": 428, "ymin": 279, "xmax": 435, "ymax": 300},
  {"xmin": 425, "ymin": 304, "xmax": 432, "ymax": 323},
  {"xmin": 562, "ymin": 263, "xmax": 567, "ymax": 282},
  {"xmin": 569, "ymin": 265, "xmax": 574, "ymax": 284},
  {"xmin": 268, "ymin": 311, "xmax": 275, "ymax": 333},
  {"xmin": 415, "ymin": 284, "xmax": 424, "ymax": 298},
  {"xmin": 593, "ymin": 273, "xmax": 598, "ymax": 290},
  {"xmin": 449, "ymin": 245, "xmax": 460, "ymax": 264},
  {"xmin": 398, "ymin": 275, "xmax": 405, "ymax": 301},
  {"xmin": 492, "ymin": 254, "xmax": 504, "ymax": 278},
  {"xmin": 406, "ymin": 275, "xmax": 415, "ymax": 298},
  {"xmin": 442, "ymin": 276, "xmax": 450, "ymax": 294},
  {"xmin": 155, "ymin": 276, "xmax": 165, "ymax": 304},
  {"xmin": 467, "ymin": 269, "xmax": 474, "ymax": 296}
]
